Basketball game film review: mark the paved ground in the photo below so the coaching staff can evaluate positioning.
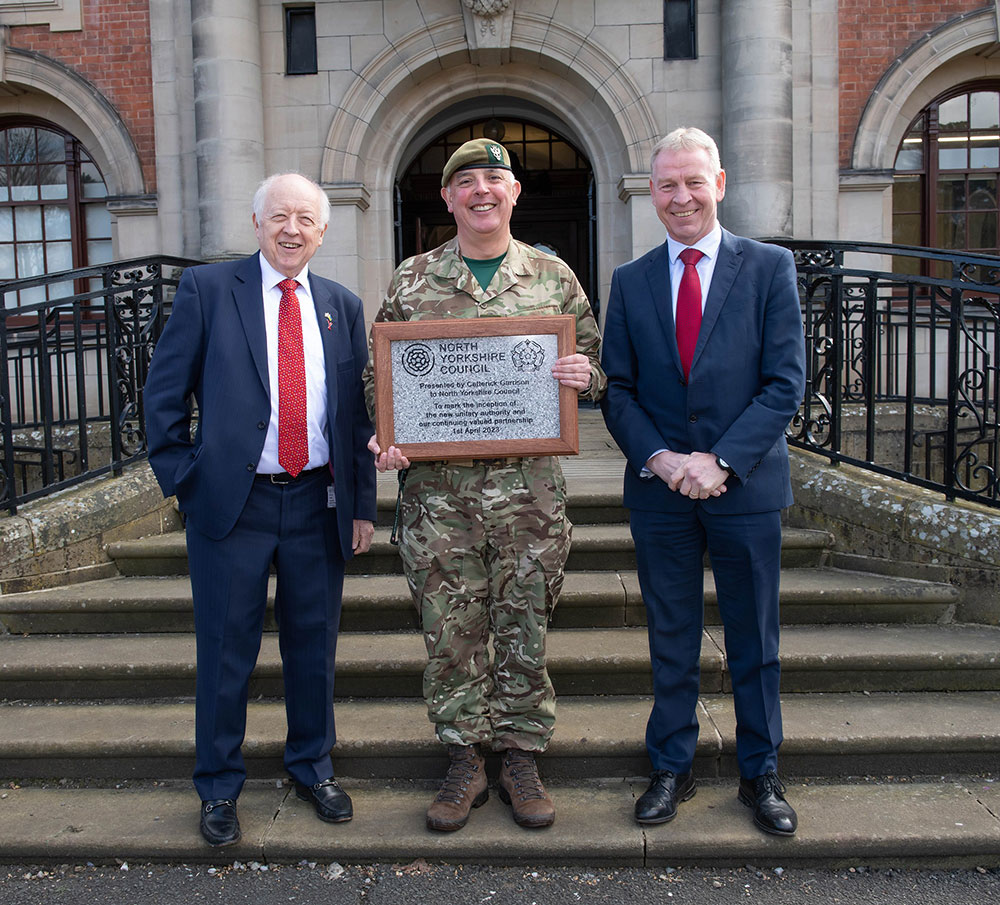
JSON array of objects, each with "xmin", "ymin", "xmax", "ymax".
[{"xmin": 2, "ymin": 861, "xmax": 999, "ymax": 905}]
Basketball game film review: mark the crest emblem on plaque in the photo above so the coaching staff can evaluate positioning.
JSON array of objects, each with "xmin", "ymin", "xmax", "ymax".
[
  {"xmin": 511, "ymin": 339, "xmax": 545, "ymax": 372},
  {"xmin": 402, "ymin": 343, "xmax": 435, "ymax": 377}
]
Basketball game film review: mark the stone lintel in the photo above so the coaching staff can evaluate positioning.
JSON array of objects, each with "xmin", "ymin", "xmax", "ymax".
[
  {"xmin": 617, "ymin": 174, "xmax": 649, "ymax": 202},
  {"xmin": 839, "ymin": 169, "xmax": 895, "ymax": 192},
  {"xmin": 0, "ymin": 0, "xmax": 82, "ymax": 33},
  {"xmin": 324, "ymin": 182, "xmax": 371, "ymax": 211},
  {"xmin": 106, "ymin": 194, "xmax": 159, "ymax": 216}
]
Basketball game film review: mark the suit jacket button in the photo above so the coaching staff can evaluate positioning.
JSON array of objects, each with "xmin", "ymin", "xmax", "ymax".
[
  {"xmin": 246, "ymin": 464, "xmax": 255, "ymax": 472},
  {"xmin": 688, "ymin": 414, "xmax": 698, "ymax": 423},
  {"xmin": 257, "ymin": 421, "xmax": 266, "ymax": 430}
]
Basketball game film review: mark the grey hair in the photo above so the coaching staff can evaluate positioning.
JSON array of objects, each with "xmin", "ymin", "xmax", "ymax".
[
  {"xmin": 650, "ymin": 128, "xmax": 722, "ymax": 178},
  {"xmin": 252, "ymin": 173, "xmax": 331, "ymax": 227}
]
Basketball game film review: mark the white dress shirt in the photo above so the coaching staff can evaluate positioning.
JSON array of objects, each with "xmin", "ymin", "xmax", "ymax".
[
  {"xmin": 256, "ymin": 253, "xmax": 330, "ymax": 474},
  {"xmin": 642, "ymin": 224, "xmax": 724, "ymax": 476},
  {"xmin": 665, "ymin": 224, "xmax": 723, "ymax": 318}
]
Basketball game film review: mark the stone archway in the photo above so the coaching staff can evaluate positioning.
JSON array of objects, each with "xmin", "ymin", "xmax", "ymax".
[
  {"xmin": 0, "ymin": 46, "xmax": 156, "ymax": 258},
  {"xmin": 317, "ymin": 11, "xmax": 658, "ymax": 319},
  {"xmin": 852, "ymin": 8, "xmax": 1000, "ymax": 172},
  {"xmin": 0, "ymin": 47, "xmax": 145, "ymax": 196}
]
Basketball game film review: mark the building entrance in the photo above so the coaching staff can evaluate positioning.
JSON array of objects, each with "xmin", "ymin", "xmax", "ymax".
[{"xmin": 395, "ymin": 118, "xmax": 598, "ymax": 313}]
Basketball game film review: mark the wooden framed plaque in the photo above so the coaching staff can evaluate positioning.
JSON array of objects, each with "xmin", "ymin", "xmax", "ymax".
[{"xmin": 372, "ymin": 314, "xmax": 580, "ymax": 461}]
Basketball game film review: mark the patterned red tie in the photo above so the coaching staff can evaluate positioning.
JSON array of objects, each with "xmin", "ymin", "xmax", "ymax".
[
  {"xmin": 277, "ymin": 278, "xmax": 309, "ymax": 477},
  {"xmin": 675, "ymin": 247, "xmax": 704, "ymax": 380}
]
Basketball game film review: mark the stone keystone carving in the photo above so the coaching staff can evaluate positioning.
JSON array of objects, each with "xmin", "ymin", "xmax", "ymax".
[
  {"xmin": 461, "ymin": 0, "xmax": 514, "ymax": 63},
  {"xmin": 463, "ymin": 0, "xmax": 511, "ymax": 18}
]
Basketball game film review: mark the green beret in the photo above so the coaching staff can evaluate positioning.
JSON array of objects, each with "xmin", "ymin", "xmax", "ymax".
[{"xmin": 441, "ymin": 138, "xmax": 513, "ymax": 186}]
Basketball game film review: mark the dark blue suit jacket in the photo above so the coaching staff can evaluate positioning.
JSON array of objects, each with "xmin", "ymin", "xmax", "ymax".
[
  {"xmin": 144, "ymin": 253, "xmax": 377, "ymax": 555},
  {"xmin": 601, "ymin": 229, "xmax": 805, "ymax": 514}
]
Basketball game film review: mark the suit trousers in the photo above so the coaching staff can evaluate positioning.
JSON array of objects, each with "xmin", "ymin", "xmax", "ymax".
[
  {"xmin": 186, "ymin": 468, "xmax": 345, "ymax": 801},
  {"xmin": 630, "ymin": 506, "xmax": 784, "ymax": 779}
]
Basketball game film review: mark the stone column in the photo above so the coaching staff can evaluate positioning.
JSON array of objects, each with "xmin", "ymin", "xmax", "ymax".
[
  {"xmin": 721, "ymin": 0, "xmax": 793, "ymax": 238},
  {"xmin": 190, "ymin": 0, "xmax": 265, "ymax": 260}
]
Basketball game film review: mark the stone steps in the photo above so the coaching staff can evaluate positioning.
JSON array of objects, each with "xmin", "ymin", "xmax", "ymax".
[
  {"xmin": 0, "ymin": 568, "xmax": 959, "ymax": 634},
  {"xmin": 2, "ymin": 624, "xmax": 998, "ymax": 701},
  {"xmin": 1, "ymin": 777, "xmax": 998, "ymax": 867},
  {"xmin": 2, "ymin": 691, "xmax": 998, "ymax": 780},
  {"xmin": 105, "ymin": 525, "xmax": 833, "ymax": 575}
]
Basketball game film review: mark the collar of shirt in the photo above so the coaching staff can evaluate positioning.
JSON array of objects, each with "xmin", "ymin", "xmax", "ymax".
[
  {"xmin": 666, "ymin": 223, "xmax": 723, "ymax": 267},
  {"xmin": 666, "ymin": 224, "xmax": 723, "ymax": 317},
  {"xmin": 259, "ymin": 252, "xmax": 313, "ymax": 304},
  {"xmin": 255, "ymin": 251, "xmax": 329, "ymax": 474}
]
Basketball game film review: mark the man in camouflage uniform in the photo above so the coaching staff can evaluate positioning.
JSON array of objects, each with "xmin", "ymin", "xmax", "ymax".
[{"xmin": 365, "ymin": 138, "xmax": 605, "ymax": 831}]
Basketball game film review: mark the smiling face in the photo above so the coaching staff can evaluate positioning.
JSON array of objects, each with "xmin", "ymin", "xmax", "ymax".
[
  {"xmin": 440, "ymin": 167, "xmax": 521, "ymax": 256},
  {"xmin": 650, "ymin": 146, "xmax": 726, "ymax": 246},
  {"xmin": 253, "ymin": 174, "xmax": 328, "ymax": 278}
]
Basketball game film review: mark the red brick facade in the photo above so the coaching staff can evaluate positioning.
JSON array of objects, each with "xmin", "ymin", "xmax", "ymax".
[
  {"xmin": 7, "ymin": 0, "xmax": 156, "ymax": 190},
  {"xmin": 839, "ymin": 0, "xmax": 985, "ymax": 169}
]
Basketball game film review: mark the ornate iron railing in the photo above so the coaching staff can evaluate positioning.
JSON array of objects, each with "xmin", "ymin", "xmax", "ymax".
[
  {"xmin": 1, "ymin": 257, "xmax": 200, "ymax": 513},
  {"xmin": 773, "ymin": 239, "xmax": 1000, "ymax": 508},
  {"xmin": 6, "ymin": 242, "xmax": 1000, "ymax": 513}
]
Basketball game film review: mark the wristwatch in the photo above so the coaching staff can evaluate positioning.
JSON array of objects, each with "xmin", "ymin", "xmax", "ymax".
[{"xmin": 715, "ymin": 455, "xmax": 735, "ymax": 477}]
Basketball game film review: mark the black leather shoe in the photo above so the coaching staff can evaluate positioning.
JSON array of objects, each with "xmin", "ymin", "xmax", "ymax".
[
  {"xmin": 738, "ymin": 771, "xmax": 797, "ymax": 836},
  {"xmin": 295, "ymin": 778, "xmax": 353, "ymax": 823},
  {"xmin": 200, "ymin": 799, "xmax": 240, "ymax": 846},
  {"xmin": 635, "ymin": 770, "xmax": 696, "ymax": 824}
]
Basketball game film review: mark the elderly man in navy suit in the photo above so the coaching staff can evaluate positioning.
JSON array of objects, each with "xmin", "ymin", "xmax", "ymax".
[
  {"xmin": 601, "ymin": 128, "xmax": 805, "ymax": 836},
  {"xmin": 144, "ymin": 173, "xmax": 376, "ymax": 846}
]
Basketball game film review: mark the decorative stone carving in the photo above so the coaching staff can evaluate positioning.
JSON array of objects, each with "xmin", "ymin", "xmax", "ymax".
[
  {"xmin": 461, "ymin": 0, "xmax": 514, "ymax": 65},
  {"xmin": 463, "ymin": 0, "xmax": 511, "ymax": 17}
]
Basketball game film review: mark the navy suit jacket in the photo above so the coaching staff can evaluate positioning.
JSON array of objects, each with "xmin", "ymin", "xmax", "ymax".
[
  {"xmin": 601, "ymin": 229, "xmax": 805, "ymax": 514},
  {"xmin": 144, "ymin": 253, "xmax": 377, "ymax": 556}
]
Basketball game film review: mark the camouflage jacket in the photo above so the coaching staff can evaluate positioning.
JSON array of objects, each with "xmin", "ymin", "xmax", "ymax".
[{"xmin": 364, "ymin": 237, "xmax": 606, "ymax": 420}]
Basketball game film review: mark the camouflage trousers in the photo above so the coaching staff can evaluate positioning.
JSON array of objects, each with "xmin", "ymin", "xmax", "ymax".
[{"xmin": 397, "ymin": 456, "xmax": 572, "ymax": 752}]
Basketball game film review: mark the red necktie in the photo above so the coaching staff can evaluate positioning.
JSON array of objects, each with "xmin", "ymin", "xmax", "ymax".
[
  {"xmin": 675, "ymin": 247, "xmax": 704, "ymax": 380},
  {"xmin": 277, "ymin": 278, "xmax": 309, "ymax": 477}
]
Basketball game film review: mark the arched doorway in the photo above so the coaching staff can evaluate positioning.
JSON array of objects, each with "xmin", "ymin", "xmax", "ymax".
[{"xmin": 395, "ymin": 117, "xmax": 598, "ymax": 311}]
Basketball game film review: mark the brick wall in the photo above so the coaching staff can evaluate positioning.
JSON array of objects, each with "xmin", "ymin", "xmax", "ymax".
[
  {"xmin": 839, "ymin": 0, "xmax": 985, "ymax": 169},
  {"xmin": 7, "ymin": 0, "xmax": 155, "ymax": 190}
]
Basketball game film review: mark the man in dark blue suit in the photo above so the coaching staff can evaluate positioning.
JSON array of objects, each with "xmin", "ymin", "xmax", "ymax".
[
  {"xmin": 601, "ymin": 128, "xmax": 805, "ymax": 836},
  {"xmin": 144, "ymin": 173, "xmax": 376, "ymax": 846}
]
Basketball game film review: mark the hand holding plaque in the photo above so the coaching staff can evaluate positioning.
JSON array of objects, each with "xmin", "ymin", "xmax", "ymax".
[{"xmin": 371, "ymin": 314, "xmax": 580, "ymax": 461}]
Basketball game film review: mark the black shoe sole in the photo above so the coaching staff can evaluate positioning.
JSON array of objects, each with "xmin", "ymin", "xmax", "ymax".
[
  {"xmin": 635, "ymin": 781, "xmax": 697, "ymax": 825},
  {"xmin": 200, "ymin": 826, "xmax": 241, "ymax": 847},
  {"xmin": 295, "ymin": 787, "xmax": 353, "ymax": 823},
  {"xmin": 738, "ymin": 787, "xmax": 797, "ymax": 836}
]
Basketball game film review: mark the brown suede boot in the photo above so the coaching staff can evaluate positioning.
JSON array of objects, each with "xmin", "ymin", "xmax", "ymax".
[
  {"xmin": 425, "ymin": 744, "xmax": 488, "ymax": 831},
  {"xmin": 498, "ymin": 748, "xmax": 555, "ymax": 828}
]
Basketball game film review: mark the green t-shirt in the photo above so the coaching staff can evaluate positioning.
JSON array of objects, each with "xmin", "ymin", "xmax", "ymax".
[{"xmin": 463, "ymin": 253, "xmax": 506, "ymax": 291}]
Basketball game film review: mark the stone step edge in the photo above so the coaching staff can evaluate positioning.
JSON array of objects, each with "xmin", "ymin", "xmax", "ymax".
[
  {"xmin": 3, "ymin": 625, "xmax": 1000, "ymax": 682},
  {"xmin": 0, "ymin": 779, "xmax": 997, "ymax": 867},
  {"xmin": 105, "ymin": 525, "xmax": 834, "ymax": 559},
  {"xmin": 3, "ymin": 693, "xmax": 998, "ymax": 758},
  {"xmin": 0, "ymin": 568, "xmax": 961, "ymax": 611}
]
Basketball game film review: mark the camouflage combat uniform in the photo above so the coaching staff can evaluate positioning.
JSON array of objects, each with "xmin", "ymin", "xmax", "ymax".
[{"xmin": 364, "ymin": 237, "xmax": 606, "ymax": 752}]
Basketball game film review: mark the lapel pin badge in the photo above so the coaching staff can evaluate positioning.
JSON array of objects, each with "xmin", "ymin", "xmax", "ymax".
[{"xmin": 324, "ymin": 312, "xmax": 333, "ymax": 330}]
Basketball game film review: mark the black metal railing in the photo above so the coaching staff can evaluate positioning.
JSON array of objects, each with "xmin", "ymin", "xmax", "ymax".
[
  {"xmin": 774, "ymin": 239, "xmax": 1000, "ymax": 508},
  {"xmin": 6, "ymin": 242, "xmax": 1000, "ymax": 513},
  {"xmin": 1, "ymin": 257, "xmax": 200, "ymax": 513}
]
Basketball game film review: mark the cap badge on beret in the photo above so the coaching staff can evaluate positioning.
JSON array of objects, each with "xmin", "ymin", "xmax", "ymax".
[{"xmin": 441, "ymin": 137, "xmax": 513, "ymax": 186}]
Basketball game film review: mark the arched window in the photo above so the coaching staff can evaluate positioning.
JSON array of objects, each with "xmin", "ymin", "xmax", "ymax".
[
  {"xmin": 0, "ymin": 119, "xmax": 111, "ymax": 306},
  {"xmin": 893, "ymin": 84, "xmax": 1000, "ymax": 270}
]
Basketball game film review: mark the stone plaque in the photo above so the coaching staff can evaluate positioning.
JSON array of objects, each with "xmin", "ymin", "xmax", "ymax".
[{"xmin": 372, "ymin": 315, "xmax": 579, "ymax": 460}]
